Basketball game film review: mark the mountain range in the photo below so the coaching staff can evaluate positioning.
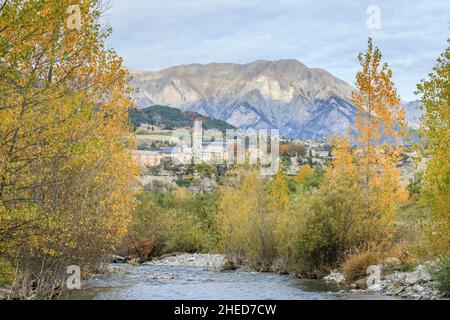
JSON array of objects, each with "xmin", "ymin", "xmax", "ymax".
[{"xmin": 129, "ymin": 59, "xmax": 420, "ymax": 139}]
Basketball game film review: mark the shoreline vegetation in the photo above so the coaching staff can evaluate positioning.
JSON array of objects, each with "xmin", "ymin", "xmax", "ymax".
[{"xmin": 0, "ymin": 1, "xmax": 448, "ymax": 300}]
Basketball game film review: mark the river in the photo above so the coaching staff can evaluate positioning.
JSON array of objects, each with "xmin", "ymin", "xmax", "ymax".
[{"xmin": 62, "ymin": 262, "xmax": 397, "ymax": 300}]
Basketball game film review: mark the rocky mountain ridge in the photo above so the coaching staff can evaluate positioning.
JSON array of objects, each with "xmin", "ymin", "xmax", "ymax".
[{"xmin": 129, "ymin": 59, "xmax": 420, "ymax": 139}]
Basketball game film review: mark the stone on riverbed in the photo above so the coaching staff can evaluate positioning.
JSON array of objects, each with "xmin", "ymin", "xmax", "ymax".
[
  {"xmin": 405, "ymin": 265, "xmax": 431, "ymax": 284},
  {"xmin": 363, "ymin": 264, "xmax": 438, "ymax": 299},
  {"xmin": 354, "ymin": 277, "xmax": 368, "ymax": 290},
  {"xmin": 109, "ymin": 254, "xmax": 127, "ymax": 263},
  {"xmin": 221, "ymin": 260, "xmax": 238, "ymax": 271},
  {"xmin": 323, "ymin": 261, "xmax": 442, "ymax": 300},
  {"xmin": 388, "ymin": 284, "xmax": 405, "ymax": 296},
  {"xmin": 323, "ymin": 270, "xmax": 345, "ymax": 284},
  {"xmin": 0, "ymin": 289, "xmax": 13, "ymax": 300}
]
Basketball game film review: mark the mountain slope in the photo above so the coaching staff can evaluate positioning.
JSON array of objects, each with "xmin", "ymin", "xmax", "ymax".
[
  {"xmin": 129, "ymin": 105, "xmax": 235, "ymax": 132},
  {"xmin": 401, "ymin": 100, "xmax": 423, "ymax": 127}
]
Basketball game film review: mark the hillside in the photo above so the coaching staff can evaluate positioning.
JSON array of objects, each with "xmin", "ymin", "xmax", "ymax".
[{"xmin": 129, "ymin": 105, "xmax": 235, "ymax": 132}]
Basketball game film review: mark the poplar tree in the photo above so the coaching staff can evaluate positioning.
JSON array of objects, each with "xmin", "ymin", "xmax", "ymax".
[{"xmin": 416, "ymin": 39, "xmax": 450, "ymax": 255}]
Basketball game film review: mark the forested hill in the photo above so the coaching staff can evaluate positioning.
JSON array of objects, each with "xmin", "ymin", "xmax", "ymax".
[{"xmin": 129, "ymin": 105, "xmax": 235, "ymax": 132}]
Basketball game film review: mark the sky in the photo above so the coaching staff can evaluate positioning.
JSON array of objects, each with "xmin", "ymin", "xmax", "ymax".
[{"xmin": 101, "ymin": 0, "xmax": 450, "ymax": 101}]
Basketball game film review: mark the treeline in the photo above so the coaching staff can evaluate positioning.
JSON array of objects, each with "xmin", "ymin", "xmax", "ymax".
[
  {"xmin": 0, "ymin": 1, "xmax": 138, "ymax": 298},
  {"xmin": 125, "ymin": 38, "xmax": 449, "ymax": 293}
]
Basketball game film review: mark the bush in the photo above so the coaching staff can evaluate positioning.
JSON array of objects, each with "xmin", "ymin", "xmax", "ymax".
[
  {"xmin": 383, "ymin": 262, "xmax": 416, "ymax": 274},
  {"xmin": 175, "ymin": 178, "xmax": 192, "ymax": 187},
  {"xmin": 197, "ymin": 164, "xmax": 218, "ymax": 178},
  {"xmin": 407, "ymin": 173, "xmax": 423, "ymax": 199},
  {"xmin": 301, "ymin": 167, "xmax": 324, "ymax": 189},
  {"xmin": 122, "ymin": 190, "xmax": 220, "ymax": 258},
  {"xmin": 432, "ymin": 255, "xmax": 450, "ymax": 297},
  {"xmin": 288, "ymin": 153, "xmax": 396, "ymax": 276},
  {"xmin": 294, "ymin": 165, "xmax": 314, "ymax": 184},
  {"xmin": 0, "ymin": 259, "xmax": 15, "ymax": 288},
  {"xmin": 342, "ymin": 251, "xmax": 381, "ymax": 283},
  {"xmin": 125, "ymin": 240, "xmax": 156, "ymax": 261}
]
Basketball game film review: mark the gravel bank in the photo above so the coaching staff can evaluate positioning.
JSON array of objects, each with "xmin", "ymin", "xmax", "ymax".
[
  {"xmin": 143, "ymin": 253, "xmax": 227, "ymax": 270},
  {"xmin": 323, "ymin": 263, "xmax": 444, "ymax": 300}
]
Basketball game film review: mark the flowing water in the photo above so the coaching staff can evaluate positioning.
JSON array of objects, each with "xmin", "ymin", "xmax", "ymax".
[{"xmin": 62, "ymin": 263, "xmax": 397, "ymax": 300}]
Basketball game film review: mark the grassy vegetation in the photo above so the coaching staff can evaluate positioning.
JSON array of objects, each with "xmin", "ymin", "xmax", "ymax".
[{"xmin": 342, "ymin": 251, "xmax": 381, "ymax": 284}]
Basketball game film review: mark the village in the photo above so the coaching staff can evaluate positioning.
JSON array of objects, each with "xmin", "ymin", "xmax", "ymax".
[
  {"xmin": 132, "ymin": 120, "xmax": 424, "ymax": 193},
  {"xmin": 133, "ymin": 121, "xmax": 334, "ymax": 166},
  {"xmin": 132, "ymin": 120, "xmax": 341, "ymax": 192}
]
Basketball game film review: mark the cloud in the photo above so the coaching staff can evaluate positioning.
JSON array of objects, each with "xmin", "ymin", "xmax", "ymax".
[{"xmin": 102, "ymin": 0, "xmax": 450, "ymax": 100}]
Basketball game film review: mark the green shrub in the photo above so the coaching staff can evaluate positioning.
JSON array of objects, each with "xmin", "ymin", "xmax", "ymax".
[
  {"xmin": 383, "ymin": 262, "xmax": 416, "ymax": 274},
  {"xmin": 407, "ymin": 173, "xmax": 423, "ymax": 199},
  {"xmin": 289, "ymin": 165, "xmax": 395, "ymax": 277},
  {"xmin": 432, "ymin": 255, "xmax": 450, "ymax": 297},
  {"xmin": 175, "ymin": 178, "xmax": 192, "ymax": 187},
  {"xmin": 301, "ymin": 167, "xmax": 324, "ymax": 189},
  {"xmin": 122, "ymin": 189, "xmax": 220, "ymax": 258},
  {"xmin": 195, "ymin": 164, "xmax": 217, "ymax": 178}
]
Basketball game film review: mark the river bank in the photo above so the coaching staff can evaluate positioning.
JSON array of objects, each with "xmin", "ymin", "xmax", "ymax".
[
  {"xmin": 106, "ymin": 253, "xmax": 444, "ymax": 300},
  {"xmin": 323, "ymin": 263, "xmax": 443, "ymax": 300},
  {"xmin": 60, "ymin": 253, "xmax": 400, "ymax": 300}
]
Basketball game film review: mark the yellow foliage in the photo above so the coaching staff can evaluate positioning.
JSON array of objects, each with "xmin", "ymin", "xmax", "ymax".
[
  {"xmin": 294, "ymin": 165, "xmax": 314, "ymax": 184},
  {"xmin": 0, "ymin": 0, "xmax": 138, "ymax": 297},
  {"xmin": 287, "ymin": 40, "xmax": 407, "ymax": 275},
  {"xmin": 287, "ymin": 139, "xmax": 397, "ymax": 275},
  {"xmin": 351, "ymin": 38, "xmax": 407, "ymax": 217},
  {"xmin": 416, "ymin": 39, "xmax": 450, "ymax": 256},
  {"xmin": 217, "ymin": 169, "xmax": 291, "ymax": 270}
]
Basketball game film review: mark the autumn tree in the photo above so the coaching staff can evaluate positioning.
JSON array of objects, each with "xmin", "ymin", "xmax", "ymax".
[
  {"xmin": 290, "ymin": 138, "xmax": 373, "ymax": 274},
  {"xmin": 294, "ymin": 165, "xmax": 314, "ymax": 184},
  {"xmin": 0, "ymin": 0, "xmax": 138, "ymax": 298},
  {"xmin": 352, "ymin": 37, "xmax": 407, "ymax": 214},
  {"xmin": 217, "ymin": 168, "xmax": 290, "ymax": 270},
  {"xmin": 290, "ymin": 39, "xmax": 408, "ymax": 274},
  {"xmin": 416, "ymin": 39, "xmax": 450, "ymax": 255},
  {"xmin": 349, "ymin": 37, "xmax": 408, "ymax": 237}
]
